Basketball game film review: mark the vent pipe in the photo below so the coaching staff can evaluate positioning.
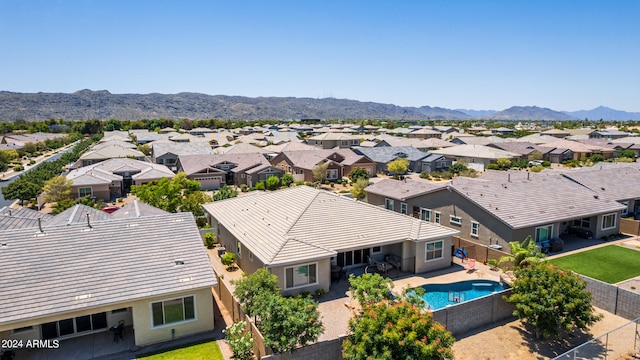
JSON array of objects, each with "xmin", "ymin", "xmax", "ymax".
[
  {"xmin": 508, "ymin": 174, "xmax": 511, "ymax": 182},
  {"xmin": 86, "ymin": 214, "xmax": 92, "ymax": 228},
  {"xmin": 38, "ymin": 218, "xmax": 44, "ymax": 233}
]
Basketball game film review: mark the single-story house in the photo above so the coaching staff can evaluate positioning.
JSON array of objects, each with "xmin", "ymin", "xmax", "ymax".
[
  {"xmin": 352, "ymin": 146, "xmax": 451, "ymax": 174},
  {"xmin": 269, "ymin": 149, "xmax": 376, "ymax": 182},
  {"xmin": 203, "ymin": 186, "xmax": 459, "ymax": 296},
  {"xmin": 176, "ymin": 152, "xmax": 284, "ymax": 190},
  {"xmin": 365, "ymin": 176, "xmax": 625, "ymax": 252},
  {"xmin": 306, "ymin": 132, "xmax": 361, "ymax": 149},
  {"xmin": 430, "ymin": 144, "xmax": 521, "ymax": 171},
  {"xmin": 0, "ymin": 211, "xmax": 216, "ymax": 349},
  {"xmin": 73, "ymin": 145, "xmax": 147, "ymax": 169},
  {"xmin": 150, "ymin": 141, "xmax": 215, "ymax": 170},
  {"xmin": 65, "ymin": 158, "xmax": 175, "ymax": 201}
]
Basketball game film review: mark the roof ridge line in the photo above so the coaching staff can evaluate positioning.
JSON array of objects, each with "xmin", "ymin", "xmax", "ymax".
[{"xmin": 282, "ymin": 188, "xmax": 321, "ymax": 237}]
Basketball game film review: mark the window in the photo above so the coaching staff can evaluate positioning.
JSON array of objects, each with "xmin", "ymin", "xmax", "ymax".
[
  {"xmin": 78, "ymin": 187, "xmax": 92, "ymax": 198},
  {"xmin": 535, "ymin": 224, "xmax": 553, "ymax": 243},
  {"xmin": 619, "ymin": 201, "xmax": 629, "ymax": 216},
  {"xmin": 248, "ymin": 251, "xmax": 253, "ymax": 261},
  {"xmin": 602, "ymin": 213, "xmax": 616, "ymax": 230},
  {"xmin": 237, "ymin": 241, "xmax": 242, "ymax": 257},
  {"xmin": 285, "ymin": 263, "xmax": 318, "ymax": 289},
  {"xmin": 41, "ymin": 312, "xmax": 107, "ymax": 339},
  {"xmin": 420, "ymin": 208, "xmax": 432, "ymax": 222},
  {"xmin": 372, "ymin": 246, "xmax": 382, "ymax": 254},
  {"xmin": 385, "ymin": 198, "xmax": 394, "ymax": 211},
  {"xmin": 471, "ymin": 222, "xmax": 479, "ymax": 237},
  {"xmin": 434, "ymin": 212, "xmax": 441, "ymax": 224},
  {"xmin": 450, "ymin": 215, "xmax": 461, "ymax": 225},
  {"xmin": 326, "ymin": 169, "xmax": 338, "ymax": 180},
  {"xmin": 425, "ymin": 240, "xmax": 444, "ymax": 261},
  {"xmin": 151, "ymin": 296, "xmax": 195, "ymax": 327},
  {"xmin": 111, "ymin": 308, "xmax": 128, "ymax": 314},
  {"xmin": 573, "ymin": 218, "xmax": 590, "ymax": 228},
  {"xmin": 341, "ymin": 140, "xmax": 349, "ymax": 146},
  {"xmin": 400, "ymin": 203, "xmax": 407, "ymax": 215},
  {"xmin": 12, "ymin": 326, "xmax": 34, "ymax": 334}
]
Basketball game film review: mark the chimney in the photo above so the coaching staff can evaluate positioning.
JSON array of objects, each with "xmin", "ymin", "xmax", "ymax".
[{"xmin": 86, "ymin": 214, "xmax": 92, "ymax": 228}]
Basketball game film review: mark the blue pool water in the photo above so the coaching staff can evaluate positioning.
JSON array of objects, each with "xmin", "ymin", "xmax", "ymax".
[{"xmin": 412, "ymin": 280, "xmax": 507, "ymax": 310}]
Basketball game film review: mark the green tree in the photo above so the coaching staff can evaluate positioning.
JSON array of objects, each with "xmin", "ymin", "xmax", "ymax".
[
  {"xmin": 280, "ymin": 173, "xmax": 294, "ymax": 187},
  {"xmin": 221, "ymin": 252, "xmax": 236, "ymax": 270},
  {"xmin": 213, "ymin": 184, "xmax": 238, "ymax": 201},
  {"xmin": 448, "ymin": 162, "xmax": 467, "ymax": 174},
  {"xmin": 349, "ymin": 178, "xmax": 369, "ymax": 201},
  {"xmin": 616, "ymin": 149, "xmax": 636, "ymax": 159},
  {"xmin": 232, "ymin": 268, "xmax": 280, "ymax": 318},
  {"xmin": 589, "ymin": 154, "xmax": 605, "ymax": 163},
  {"xmin": 0, "ymin": 150, "xmax": 19, "ymax": 163},
  {"xmin": 266, "ymin": 176, "xmax": 280, "ymax": 190},
  {"xmin": 528, "ymin": 150, "xmax": 544, "ymax": 161},
  {"xmin": 386, "ymin": 158, "xmax": 409, "ymax": 179},
  {"xmin": 496, "ymin": 158, "xmax": 512, "ymax": 169},
  {"xmin": 348, "ymin": 167, "xmax": 370, "ymax": 182},
  {"xmin": 1, "ymin": 180, "xmax": 41, "ymax": 204},
  {"xmin": 498, "ymin": 236, "xmax": 546, "ymax": 268},
  {"xmin": 23, "ymin": 142, "xmax": 37, "ymax": 155},
  {"xmin": 342, "ymin": 301, "xmax": 455, "ymax": 360},
  {"xmin": 348, "ymin": 273, "xmax": 394, "ymax": 306},
  {"xmin": 137, "ymin": 144, "xmax": 151, "ymax": 156},
  {"xmin": 42, "ymin": 175, "xmax": 73, "ymax": 204},
  {"xmin": 130, "ymin": 173, "xmax": 205, "ymax": 213},
  {"xmin": 258, "ymin": 294, "xmax": 323, "ymax": 353},
  {"xmin": 505, "ymin": 263, "xmax": 602, "ymax": 339},
  {"xmin": 312, "ymin": 161, "xmax": 329, "ymax": 183}
]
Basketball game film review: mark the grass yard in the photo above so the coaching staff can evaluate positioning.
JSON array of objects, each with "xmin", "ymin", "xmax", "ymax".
[
  {"xmin": 548, "ymin": 245, "xmax": 640, "ymax": 284},
  {"xmin": 137, "ymin": 340, "xmax": 223, "ymax": 360}
]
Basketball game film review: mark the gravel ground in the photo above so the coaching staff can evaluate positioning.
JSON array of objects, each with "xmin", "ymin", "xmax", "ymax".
[{"xmin": 452, "ymin": 306, "xmax": 635, "ymax": 360}]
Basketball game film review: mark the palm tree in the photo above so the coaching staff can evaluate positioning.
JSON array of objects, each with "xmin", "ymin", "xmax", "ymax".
[{"xmin": 498, "ymin": 236, "xmax": 546, "ymax": 268}]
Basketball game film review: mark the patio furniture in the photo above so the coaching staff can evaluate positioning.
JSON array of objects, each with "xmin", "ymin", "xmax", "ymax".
[
  {"xmin": 110, "ymin": 320, "xmax": 125, "ymax": 343},
  {"xmin": 464, "ymin": 258, "xmax": 476, "ymax": 272}
]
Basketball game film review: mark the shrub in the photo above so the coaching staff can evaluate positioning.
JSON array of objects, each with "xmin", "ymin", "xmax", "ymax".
[
  {"xmin": 203, "ymin": 233, "xmax": 217, "ymax": 248},
  {"xmin": 330, "ymin": 182, "xmax": 335, "ymax": 188},
  {"xmin": 223, "ymin": 321, "xmax": 254, "ymax": 360},
  {"xmin": 487, "ymin": 164, "xmax": 500, "ymax": 170},
  {"xmin": 449, "ymin": 163, "xmax": 468, "ymax": 173},
  {"xmin": 295, "ymin": 181, "xmax": 305, "ymax": 186},
  {"xmin": 240, "ymin": 184, "xmax": 248, "ymax": 192},
  {"xmin": 266, "ymin": 176, "xmax": 279, "ymax": 190},
  {"xmin": 281, "ymin": 173, "xmax": 294, "ymax": 187},
  {"xmin": 221, "ymin": 252, "xmax": 236, "ymax": 269},
  {"xmin": 13, "ymin": 165, "xmax": 24, "ymax": 171},
  {"xmin": 542, "ymin": 160, "xmax": 551, "ymax": 167},
  {"xmin": 419, "ymin": 171, "xmax": 431, "ymax": 179},
  {"xmin": 530, "ymin": 165, "xmax": 544, "ymax": 172},
  {"xmin": 315, "ymin": 288, "xmax": 326, "ymax": 297},
  {"xmin": 348, "ymin": 167, "xmax": 370, "ymax": 182},
  {"xmin": 255, "ymin": 181, "xmax": 265, "ymax": 190},
  {"xmin": 29, "ymin": 159, "xmax": 36, "ymax": 165}
]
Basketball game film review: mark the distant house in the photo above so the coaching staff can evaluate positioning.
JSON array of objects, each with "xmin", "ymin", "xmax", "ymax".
[
  {"xmin": 487, "ymin": 141, "xmax": 554, "ymax": 161},
  {"xmin": 352, "ymin": 146, "xmax": 451, "ymax": 174},
  {"xmin": 176, "ymin": 152, "xmax": 284, "ymax": 189},
  {"xmin": 65, "ymin": 158, "xmax": 175, "ymax": 201},
  {"xmin": 306, "ymin": 132, "xmax": 361, "ymax": 149},
  {"xmin": 203, "ymin": 186, "xmax": 459, "ymax": 296},
  {"xmin": 366, "ymin": 176, "xmax": 625, "ymax": 252},
  {"xmin": 74, "ymin": 144, "xmax": 147, "ymax": 168},
  {"xmin": 151, "ymin": 141, "xmax": 215, "ymax": 170},
  {"xmin": 589, "ymin": 129, "xmax": 632, "ymax": 139},
  {"xmin": 0, "ymin": 211, "xmax": 216, "ymax": 349},
  {"xmin": 430, "ymin": 144, "xmax": 521, "ymax": 171},
  {"xmin": 407, "ymin": 127, "xmax": 442, "ymax": 139},
  {"xmin": 270, "ymin": 149, "xmax": 376, "ymax": 183}
]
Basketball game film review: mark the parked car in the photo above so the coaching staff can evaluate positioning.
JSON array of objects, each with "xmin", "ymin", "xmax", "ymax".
[
  {"xmin": 567, "ymin": 226, "xmax": 593, "ymax": 239},
  {"xmin": 102, "ymin": 206, "xmax": 120, "ymax": 213}
]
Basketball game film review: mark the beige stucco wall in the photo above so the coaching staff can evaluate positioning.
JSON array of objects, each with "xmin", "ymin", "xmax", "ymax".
[
  {"xmin": 269, "ymin": 258, "xmax": 332, "ymax": 297},
  {"xmin": 413, "ymin": 238, "xmax": 453, "ymax": 273},
  {"xmin": 71, "ymin": 184, "xmax": 111, "ymax": 201},
  {"xmin": 130, "ymin": 287, "xmax": 214, "ymax": 346}
]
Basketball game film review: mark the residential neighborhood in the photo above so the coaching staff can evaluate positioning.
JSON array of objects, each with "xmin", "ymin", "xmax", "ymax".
[{"xmin": 1, "ymin": 120, "xmax": 640, "ymax": 360}]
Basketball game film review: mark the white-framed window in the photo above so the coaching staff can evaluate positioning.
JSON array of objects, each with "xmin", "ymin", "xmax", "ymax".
[
  {"xmin": 619, "ymin": 201, "xmax": 629, "ymax": 216},
  {"xmin": 78, "ymin": 187, "xmax": 92, "ymax": 198},
  {"xmin": 420, "ymin": 208, "xmax": 432, "ymax": 222},
  {"xmin": 425, "ymin": 240, "xmax": 444, "ymax": 261},
  {"xmin": 285, "ymin": 263, "xmax": 318, "ymax": 289},
  {"xmin": 326, "ymin": 169, "xmax": 338, "ymax": 180},
  {"xmin": 248, "ymin": 251, "xmax": 253, "ymax": 261},
  {"xmin": 341, "ymin": 140, "xmax": 349, "ymax": 146},
  {"xmin": 434, "ymin": 212, "xmax": 441, "ymax": 224},
  {"xmin": 450, "ymin": 215, "xmax": 461, "ymax": 225},
  {"xmin": 237, "ymin": 241, "xmax": 242, "ymax": 257},
  {"xmin": 471, "ymin": 221, "xmax": 479, "ymax": 237},
  {"xmin": 400, "ymin": 203, "xmax": 407, "ymax": 215},
  {"xmin": 573, "ymin": 218, "xmax": 590, "ymax": 228},
  {"xmin": 151, "ymin": 295, "xmax": 196, "ymax": 328},
  {"xmin": 602, "ymin": 213, "xmax": 616, "ymax": 230},
  {"xmin": 385, "ymin": 198, "xmax": 394, "ymax": 211},
  {"xmin": 535, "ymin": 224, "xmax": 553, "ymax": 243},
  {"xmin": 372, "ymin": 246, "xmax": 382, "ymax": 254}
]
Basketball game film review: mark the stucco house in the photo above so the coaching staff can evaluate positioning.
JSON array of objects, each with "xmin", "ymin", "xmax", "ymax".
[
  {"xmin": 0, "ymin": 211, "xmax": 216, "ymax": 350},
  {"xmin": 203, "ymin": 186, "xmax": 459, "ymax": 296},
  {"xmin": 352, "ymin": 146, "xmax": 451, "ymax": 174},
  {"xmin": 365, "ymin": 176, "xmax": 625, "ymax": 252},
  {"xmin": 306, "ymin": 132, "xmax": 361, "ymax": 149},
  {"xmin": 65, "ymin": 158, "xmax": 175, "ymax": 201},
  {"xmin": 269, "ymin": 149, "xmax": 376, "ymax": 183}
]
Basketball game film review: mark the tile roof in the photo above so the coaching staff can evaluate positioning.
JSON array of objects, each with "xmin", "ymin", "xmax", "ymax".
[
  {"xmin": 79, "ymin": 145, "xmax": 145, "ymax": 161},
  {"xmin": 110, "ymin": 201, "xmax": 170, "ymax": 219},
  {"xmin": 431, "ymin": 144, "xmax": 521, "ymax": 159},
  {"xmin": 178, "ymin": 153, "xmax": 271, "ymax": 176},
  {"xmin": 152, "ymin": 141, "xmax": 214, "ymax": 158},
  {"xmin": 0, "ymin": 207, "xmax": 53, "ymax": 230},
  {"xmin": 562, "ymin": 167, "xmax": 640, "ymax": 201},
  {"xmin": 46, "ymin": 204, "xmax": 113, "ymax": 226},
  {"xmin": 489, "ymin": 141, "xmax": 554, "ymax": 155},
  {"xmin": 543, "ymin": 139, "xmax": 612, "ymax": 153},
  {"xmin": 365, "ymin": 178, "xmax": 446, "ymax": 200},
  {"xmin": 262, "ymin": 141, "xmax": 317, "ymax": 153},
  {"xmin": 0, "ymin": 212, "xmax": 216, "ymax": 325},
  {"xmin": 203, "ymin": 186, "xmax": 458, "ymax": 267},
  {"xmin": 448, "ymin": 176, "xmax": 625, "ymax": 229},
  {"xmin": 66, "ymin": 158, "xmax": 174, "ymax": 185},
  {"xmin": 352, "ymin": 146, "xmax": 430, "ymax": 163}
]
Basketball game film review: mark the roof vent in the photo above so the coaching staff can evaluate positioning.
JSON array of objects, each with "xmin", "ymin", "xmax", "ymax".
[
  {"xmin": 175, "ymin": 260, "xmax": 185, "ymax": 266},
  {"xmin": 594, "ymin": 195, "xmax": 599, "ymax": 199},
  {"xmin": 0, "ymin": 242, "xmax": 7, "ymax": 248},
  {"xmin": 86, "ymin": 213, "xmax": 92, "ymax": 229}
]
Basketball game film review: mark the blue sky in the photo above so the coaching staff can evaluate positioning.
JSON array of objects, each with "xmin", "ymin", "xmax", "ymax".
[{"xmin": 1, "ymin": 1, "xmax": 639, "ymax": 112}]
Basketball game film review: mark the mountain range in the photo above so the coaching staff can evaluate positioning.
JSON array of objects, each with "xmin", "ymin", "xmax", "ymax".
[{"xmin": 0, "ymin": 90, "xmax": 638, "ymax": 121}]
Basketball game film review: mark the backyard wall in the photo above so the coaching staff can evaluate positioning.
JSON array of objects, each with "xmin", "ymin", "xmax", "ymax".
[
  {"xmin": 620, "ymin": 218, "xmax": 640, "ymax": 236},
  {"xmin": 452, "ymin": 236, "xmax": 511, "ymax": 264},
  {"xmin": 431, "ymin": 289, "xmax": 515, "ymax": 336},
  {"xmin": 262, "ymin": 336, "xmax": 345, "ymax": 360},
  {"xmin": 580, "ymin": 274, "xmax": 640, "ymax": 321}
]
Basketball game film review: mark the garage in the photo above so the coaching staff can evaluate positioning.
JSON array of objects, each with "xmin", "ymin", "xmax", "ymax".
[{"xmin": 195, "ymin": 176, "xmax": 221, "ymax": 190}]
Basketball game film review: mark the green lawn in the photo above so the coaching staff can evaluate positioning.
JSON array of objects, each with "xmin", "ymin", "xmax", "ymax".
[
  {"xmin": 548, "ymin": 245, "xmax": 640, "ymax": 284},
  {"xmin": 137, "ymin": 340, "xmax": 224, "ymax": 360}
]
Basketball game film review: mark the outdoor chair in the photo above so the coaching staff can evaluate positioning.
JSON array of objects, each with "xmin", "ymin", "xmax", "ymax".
[{"xmin": 464, "ymin": 258, "xmax": 476, "ymax": 272}]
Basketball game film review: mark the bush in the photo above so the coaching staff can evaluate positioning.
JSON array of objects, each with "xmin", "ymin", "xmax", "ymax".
[
  {"xmin": 266, "ymin": 176, "xmax": 279, "ymax": 190},
  {"xmin": 203, "ymin": 233, "xmax": 217, "ymax": 248},
  {"xmin": 330, "ymin": 182, "xmax": 335, "ymax": 187},
  {"xmin": 295, "ymin": 181, "xmax": 305, "ymax": 186},
  {"xmin": 419, "ymin": 171, "xmax": 431, "ymax": 179},
  {"xmin": 240, "ymin": 184, "xmax": 248, "ymax": 192},
  {"xmin": 221, "ymin": 252, "xmax": 236, "ymax": 269},
  {"xmin": 542, "ymin": 160, "xmax": 551, "ymax": 167},
  {"xmin": 29, "ymin": 160, "xmax": 36, "ymax": 165},
  {"xmin": 530, "ymin": 165, "xmax": 544, "ymax": 172},
  {"xmin": 449, "ymin": 163, "xmax": 468, "ymax": 174},
  {"xmin": 255, "ymin": 181, "xmax": 265, "ymax": 190},
  {"xmin": 487, "ymin": 164, "xmax": 500, "ymax": 170},
  {"xmin": 315, "ymin": 288, "xmax": 326, "ymax": 297},
  {"xmin": 281, "ymin": 173, "xmax": 294, "ymax": 187},
  {"xmin": 13, "ymin": 165, "xmax": 24, "ymax": 171},
  {"xmin": 0, "ymin": 162, "xmax": 7, "ymax": 172}
]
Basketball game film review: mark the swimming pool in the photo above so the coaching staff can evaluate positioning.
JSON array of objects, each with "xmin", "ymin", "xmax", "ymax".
[{"xmin": 411, "ymin": 280, "xmax": 508, "ymax": 310}]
